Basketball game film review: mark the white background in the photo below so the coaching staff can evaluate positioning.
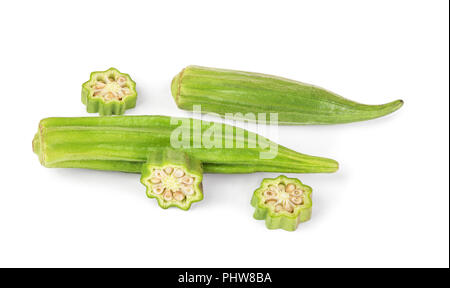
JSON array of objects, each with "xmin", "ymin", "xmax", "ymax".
[{"xmin": 0, "ymin": 0, "xmax": 448, "ymax": 268}]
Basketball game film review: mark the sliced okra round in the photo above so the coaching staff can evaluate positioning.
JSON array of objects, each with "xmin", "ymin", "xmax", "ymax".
[
  {"xmin": 81, "ymin": 67, "xmax": 137, "ymax": 116},
  {"xmin": 251, "ymin": 175, "xmax": 312, "ymax": 231},
  {"xmin": 141, "ymin": 149, "xmax": 203, "ymax": 210}
]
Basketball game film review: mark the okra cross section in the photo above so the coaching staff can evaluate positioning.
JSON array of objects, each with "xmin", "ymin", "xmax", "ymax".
[
  {"xmin": 81, "ymin": 67, "xmax": 137, "ymax": 115},
  {"xmin": 141, "ymin": 149, "xmax": 203, "ymax": 210},
  {"xmin": 251, "ymin": 175, "xmax": 312, "ymax": 231}
]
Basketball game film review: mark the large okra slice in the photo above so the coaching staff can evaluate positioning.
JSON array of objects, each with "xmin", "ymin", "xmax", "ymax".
[
  {"xmin": 141, "ymin": 149, "xmax": 203, "ymax": 210},
  {"xmin": 251, "ymin": 175, "xmax": 312, "ymax": 231},
  {"xmin": 82, "ymin": 67, "xmax": 137, "ymax": 115}
]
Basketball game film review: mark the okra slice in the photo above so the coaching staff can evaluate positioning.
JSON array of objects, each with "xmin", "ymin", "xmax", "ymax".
[
  {"xmin": 140, "ymin": 149, "xmax": 203, "ymax": 210},
  {"xmin": 81, "ymin": 67, "xmax": 137, "ymax": 116},
  {"xmin": 251, "ymin": 175, "xmax": 312, "ymax": 231}
]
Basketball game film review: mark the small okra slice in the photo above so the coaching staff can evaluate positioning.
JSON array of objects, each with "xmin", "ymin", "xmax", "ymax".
[
  {"xmin": 81, "ymin": 67, "xmax": 137, "ymax": 116},
  {"xmin": 251, "ymin": 175, "xmax": 312, "ymax": 231},
  {"xmin": 140, "ymin": 149, "xmax": 203, "ymax": 210}
]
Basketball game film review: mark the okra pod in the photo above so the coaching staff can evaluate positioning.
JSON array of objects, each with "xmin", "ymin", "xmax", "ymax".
[
  {"xmin": 171, "ymin": 66, "xmax": 403, "ymax": 125},
  {"xmin": 32, "ymin": 116, "xmax": 339, "ymax": 174}
]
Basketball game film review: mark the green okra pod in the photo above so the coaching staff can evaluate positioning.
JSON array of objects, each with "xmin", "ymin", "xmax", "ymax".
[
  {"xmin": 32, "ymin": 115, "xmax": 338, "ymax": 174},
  {"xmin": 171, "ymin": 66, "xmax": 403, "ymax": 125}
]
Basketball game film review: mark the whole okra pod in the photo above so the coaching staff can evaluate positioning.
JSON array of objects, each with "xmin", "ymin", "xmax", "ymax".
[
  {"xmin": 32, "ymin": 115, "xmax": 338, "ymax": 174},
  {"xmin": 171, "ymin": 66, "xmax": 404, "ymax": 125}
]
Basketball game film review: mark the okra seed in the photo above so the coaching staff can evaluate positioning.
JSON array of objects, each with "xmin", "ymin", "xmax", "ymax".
[
  {"xmin": 182, "ymin": 185, "xmax": 194, "ymax": 196},
  {"xmin": 122, "ymin": 88, "xmax": 131, "ymax": 95},
  {"xmin": 290, "ymin": 196, "xmax": 303, "ymax": 205},
  {"xmin": 286, "ymin": 183, "xmax": 296, "ymax": 193},
  {"xmin": 153, "ymin": 169, "xmax": 165, "ymax": 179},
  {"xmin": 277, "ymin": 184, "xmax": 285, "ymax": 192},
  {"xmin": 283, "ymin": 201, "xmax": 294, "ymax": 213},
  {"xmin": 265, "ymin": 199, "xmax": 277, "ymax": 205},
  {"xmin": 291, "ymin": 190, "xmax": 303, "ymax": 197},
  {"xmin": 150, "ymin": 177, "xmax": 161, "ymax": 184},
  {"xmin": 104, "ymin": 92, "xmax": 115, "ymax": 100},
  {"xmin": 264, "ymin": 190, "xmax": 276, "ymax": 198},
  {"xmin": 275, "ymin": 204, "xmax": 282, "ymax": 212},
  {"xmin": 95, "ymin": 82, "xmax": 106, "ymax": 89},
  {"xmin": 173, "ymin": 191, "xmax": 185, "ymax": 201},
  {"xmin": 163, "ymin": 167, "xmax": 173, "ymax": 175},
  {"xmin": 153, "ymin": 185, "xmax": 165, "ymax": 195},
  {"xmin": 117, "ymin": 76, "xmax": 127, "ymax": 84},
  {"xmin": 163, "ymin": 190, "xmax": 173, "ymax": 201},
  {"xmin": 173, "ymin": 168, "xmax": 185, "ymax": 178},
  {"xmin": 182, "ymin": 176, "xmax": 194, "ymax": 185},
  {"xmin": 268, "ymin": 185, "xmax": 277, "ymax": 191}
]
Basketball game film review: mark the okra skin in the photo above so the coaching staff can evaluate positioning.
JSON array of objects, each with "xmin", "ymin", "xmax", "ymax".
[
  {"xmin": 171, "ymin": 66, "xmax": 404, "ymax": 125},
  {"xmin": 32, "ymin": 115, "xmax": 339, "ymax": 174}
]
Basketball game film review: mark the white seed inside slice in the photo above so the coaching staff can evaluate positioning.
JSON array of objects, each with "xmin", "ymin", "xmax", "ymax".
[
  {"xmin": 153, "ymin": 169, "xmax": 165, "ymax": 179},
  {"xmin": 268, "ymin": 185, "xmax": 277, "ymax": 192},
  {"xmin": 104, "ymin": 91, "xmax": 116, "ymax": 100},
  {"xmin": 95, "ymin": 82, "xmax": 106, "ymax": 89},
  {"xmin": 291, "ymin": 190, "xmax": 304, "ymax": 197},
  {"xmin": 173, "ymin": 168, "xmax": 185, "ymax": 178},
  {"xmin": 173, "ymin": 191, "xmax": 185, "ymax": 201},
  {"xmin": 117, "ymin": 76, "xmax": 127, "ymax": 85},
  {"xmin": 290, "ymin": 196, "xmax": 303, "ymax": 205},
  {"xmin": 149, "ymin": 177, "xmax": 161, "ymax": 184},
  {"xmin": 152, "ymin": 184, "xmax": 165, "ymax": 195},
  {"xmin": 182, "ymin": 176, "xmax": 194, "ymax": 185},
  {"xmin": 286, "ymin": 183, "xmax": 296, "ymax": 193},
  {"xmin": 264, "ymin": 190, "xmax": 277, "ymax": 198},
  {"xmin": 182, "ymin": 185, "xmax": 194, "ymax": 196},
  {"xmin": 283, "ymin": 200, "xmax": 294, "ymax": 213},
  {"xmin": 274, "ymin": 204, "xmax": 283, "ymax": 212},
  {"xmin": 163, "ymin": 190, "xmax": 173, "ymax": 201},
  {"xmin": 277, "ymin": 184, "xmax": 285, "ymax": 192},
  {"xmin": 265, "ymin": 199, "xmax": 277, "ymax": 205},
  {"xmin": 163, "ymin": 167, "xmax": 173, "ymax": 175}
]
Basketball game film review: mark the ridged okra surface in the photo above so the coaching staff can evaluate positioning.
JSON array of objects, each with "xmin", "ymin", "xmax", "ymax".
[
  {"xmin": 171, "ymin": 66, "xmax": 403, "ymax": 125},
  {"xmin": 32, "ymin": 116, "xmax": 339, "ymax": 174}
]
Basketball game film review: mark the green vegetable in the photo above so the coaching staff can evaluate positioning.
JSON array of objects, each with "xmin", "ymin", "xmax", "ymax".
[
  {"xmin": 141, "ymin": 149, "xmax": 203, "ymax": 210},
  {"xmin": 171, "ymin": 66, "xmax": 404, "ymax": 125},
  {"xmin": 251, "ymin": 175, "xmax": 312, "ymax": 231},
  {"xmin": 32, "ymin": 116, "xmax": 339, "ymax": 174},
  {"xmin": 82, "ymin": 67, "xmax": 137, "ymax": 115}
]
